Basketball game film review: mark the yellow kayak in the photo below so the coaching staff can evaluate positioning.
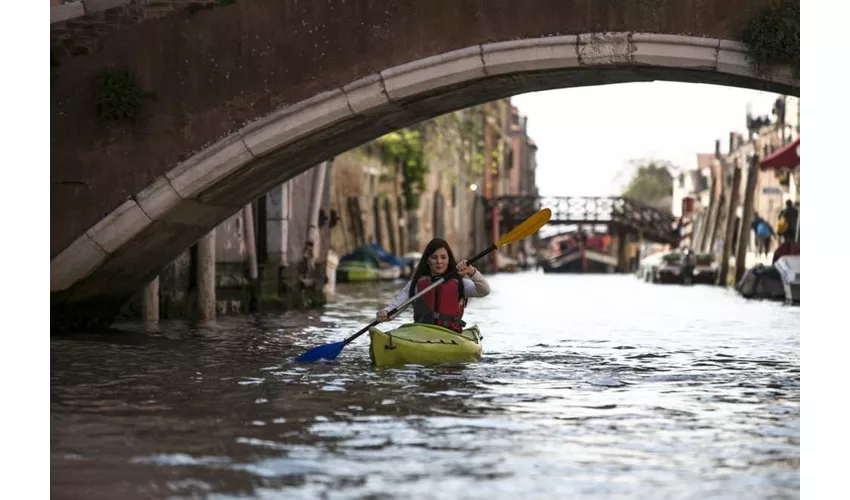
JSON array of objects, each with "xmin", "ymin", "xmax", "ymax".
[{"xmin": 368, "ymin": 323, "xmax": 483, "ymax": 367}]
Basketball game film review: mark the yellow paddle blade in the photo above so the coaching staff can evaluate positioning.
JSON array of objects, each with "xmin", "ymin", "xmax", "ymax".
[{"xmin": 495, "ymin": 208, "xmax": 552, "ymax": 247}]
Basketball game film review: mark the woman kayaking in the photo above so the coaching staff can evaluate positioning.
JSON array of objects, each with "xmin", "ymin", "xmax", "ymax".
[{"xmin": 375, "ymin": 237, "xmax": 490, "ymax": 333}]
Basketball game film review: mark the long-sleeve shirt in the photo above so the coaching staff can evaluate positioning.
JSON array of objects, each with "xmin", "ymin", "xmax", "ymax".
[{"xmin": 382, "ymin": 271, "xmax": 491, "ymax": 313}]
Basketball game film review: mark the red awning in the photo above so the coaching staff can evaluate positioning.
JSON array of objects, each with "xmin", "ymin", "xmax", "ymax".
[{"xmin": 760, "ymin": 137, "xmax": 800, "ymax": 170}]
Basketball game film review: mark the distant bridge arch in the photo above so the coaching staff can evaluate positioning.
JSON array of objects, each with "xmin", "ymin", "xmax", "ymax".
[{"xmin": 486, "ymin": 196, "xmax": 681, "ymax": 246}]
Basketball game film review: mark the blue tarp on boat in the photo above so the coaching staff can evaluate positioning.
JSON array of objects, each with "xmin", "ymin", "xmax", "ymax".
[
  {"xmin": 368, "ymin": 243, "xmax": 406, "ymax": 268},
  {"xmin": 340, "ymin": 244, "xmax": 405, "ymax": 268}
]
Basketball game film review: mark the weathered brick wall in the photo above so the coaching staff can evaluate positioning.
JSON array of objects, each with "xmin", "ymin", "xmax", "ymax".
[{"xmin": 51, "ymin": 0, "xmax": 222, "ymax": 55}]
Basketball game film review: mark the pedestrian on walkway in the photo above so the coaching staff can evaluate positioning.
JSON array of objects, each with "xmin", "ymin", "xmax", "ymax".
[{"xmin": 751, "ymin": 213, "xmax": 775, "ymax": 257}]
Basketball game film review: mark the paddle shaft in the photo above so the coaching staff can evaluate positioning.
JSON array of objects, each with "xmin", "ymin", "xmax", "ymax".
[
  {"xmin": 295, "ymin": 208, "xmax": 550, "ymax": 361},
  {"xmin": 466, "ymin": 243, "xmax": 497, "ymax": 268},
  {"xmin": 340, "ymin": 243, "xmax": 498, "ymax": 347}
]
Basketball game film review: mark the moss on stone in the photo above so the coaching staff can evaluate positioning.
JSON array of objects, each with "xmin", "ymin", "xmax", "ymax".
[
  {"xmin": 259, "ymin": 294, "xmax": 287, "ymax": 311},
  {"xmin": 187, "ymin": 0, "xmax": 237, "ymax": 16},
  {"xmin": 303, "ymin": 282, "xmax": 327, "ymax": 308}
]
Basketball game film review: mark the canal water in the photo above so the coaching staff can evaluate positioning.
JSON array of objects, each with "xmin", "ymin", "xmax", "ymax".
[{"xmin": 51, "ymin": 272, "xmax": 800, "ymax": 499}]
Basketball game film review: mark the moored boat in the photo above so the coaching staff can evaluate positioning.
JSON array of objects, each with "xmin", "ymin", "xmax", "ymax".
[
  {"xmin": 338, "ymin": 244, "xmax": 406, "ymax": 281},
  {"xmin": 542, "ymin": 231, "xmax": 617, "ymax": 273},
  {"xmin": 368, "ymin": 323, "xmax": 482, "ymax": 367},
  {"xmin": 336, "ymin": 260, "xmax": 379, "ymax": 282}
]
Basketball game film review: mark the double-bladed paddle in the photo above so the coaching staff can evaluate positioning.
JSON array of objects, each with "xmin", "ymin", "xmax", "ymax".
[{"xmin": 294, "ymin": 208, "xmax": 552, "ymax": 362}]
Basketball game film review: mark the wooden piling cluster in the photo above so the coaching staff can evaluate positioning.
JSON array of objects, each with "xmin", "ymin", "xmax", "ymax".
[
  {"xmin": 687, "ymin": 131, "xmax": 768, "ymax": 288},
  {"xmin": 717, "ymin": 159, "xmax": 742, "ymax": 286},
  {"xmin": 137, "ymin": 160, "xmax": 333, "ymax": 326},
  {"xmin": 734, "ymin": 154, "xmax": 761, "ymax": 284}
]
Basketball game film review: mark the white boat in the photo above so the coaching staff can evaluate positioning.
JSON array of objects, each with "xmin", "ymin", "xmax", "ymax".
[
  {"xmin": 377, "ymin": 265, "xmax": 403, "ymax": 281},
  {"xmin": 773, "ymin": 255, "xmax": 800, "ymax": 304}
]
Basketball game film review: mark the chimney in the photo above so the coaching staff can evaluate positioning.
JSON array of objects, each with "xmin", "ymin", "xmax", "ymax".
[
  {"xmin": 715, "ymin": 139, "xmax": 721, "ymax": 158},
  {"xmin": 728, "ymin": 132, "xmax": 735, "ymax": 154}
]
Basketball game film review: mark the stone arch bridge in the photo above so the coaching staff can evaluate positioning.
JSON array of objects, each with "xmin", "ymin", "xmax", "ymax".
[{"xmin": 50, "ymin": 0, "xmax": 799, "ymax": 328}]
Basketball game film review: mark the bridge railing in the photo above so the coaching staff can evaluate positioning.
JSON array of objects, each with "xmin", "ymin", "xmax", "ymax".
[
  {"xmin": 485, "ymin": 195, "xmax": 679, "ymax": 244},
  {"xmin": 614, "ymin": 197, "xmax": 678, "ymax": 240}
]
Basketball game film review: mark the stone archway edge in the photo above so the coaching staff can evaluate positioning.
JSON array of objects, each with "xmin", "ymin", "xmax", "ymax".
[
  {"xmin": 51, "ymin": 0, "xmax": 141, "ymax": 24},
  {"xmin": 50, "ymin": 32, "xmax": 797, "ymax": 293}
]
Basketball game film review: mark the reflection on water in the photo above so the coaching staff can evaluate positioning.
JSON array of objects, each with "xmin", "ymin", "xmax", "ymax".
[{"xmin": 51, "ymin": 273, "xmax": 799, "ymax": 499}]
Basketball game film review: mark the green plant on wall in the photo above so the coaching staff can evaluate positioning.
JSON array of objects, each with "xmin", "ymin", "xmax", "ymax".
[
  {"xmin": 740, "ymin": 0, "xmax": 799, "ymax": 75},
  {"xmin": 377, "ymin": 129, "xmax": 428, "ymax": 211},
  {"xmin": 93, "ymin": 67, "xmax": 153, "ymax": 123},
  {"xmin": 432, "ymin": 105, "xmax": 491, "ymax": 177},
  {"xmin": 489, "ymin": 141, "xmax": 505, "ymax": 175},
  {"xmin": 369, "ymin": 102, "xmax": 503, "ymax": 209}
]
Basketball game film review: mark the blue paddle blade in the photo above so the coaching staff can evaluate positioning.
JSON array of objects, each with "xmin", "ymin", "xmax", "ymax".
[{"xmin": 294, "ymin": 341, "xmax": 346, "ymax": 363}]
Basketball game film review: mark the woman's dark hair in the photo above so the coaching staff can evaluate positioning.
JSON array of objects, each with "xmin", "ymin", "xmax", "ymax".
[{"xmin": 408, "ymin": 237, "xmax": 458, "ymax": 298}]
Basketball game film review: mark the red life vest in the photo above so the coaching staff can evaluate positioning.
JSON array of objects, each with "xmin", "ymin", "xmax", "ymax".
[{"xmin": 412, "ymin": 276, "xmax": 466, "ymax": 333}]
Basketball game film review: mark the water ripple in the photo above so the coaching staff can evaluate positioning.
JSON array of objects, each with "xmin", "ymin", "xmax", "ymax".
[{"xmin": 51, "ymin": 274, "xmax": 799, "ymax": 499}]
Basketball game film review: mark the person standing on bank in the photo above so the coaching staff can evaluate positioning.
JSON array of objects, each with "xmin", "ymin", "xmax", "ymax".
[
  {"xmin": 376, "ymin": 238, "xmax": 490, "ymax": 333},
  {"xmin": 778, "ymin": 199, "xmax": 799, "ymax": 243}
]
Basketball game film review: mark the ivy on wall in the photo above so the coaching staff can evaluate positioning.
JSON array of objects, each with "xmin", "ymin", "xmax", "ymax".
[
  {"xmin": 376, "ymin": 129, "xmax": 428, "ymax": 211},
  {"xmin": 369, "ymin": 102, "xmax": 507, "ymax": 210},
  {"xmin": 431, "ymin": 103, "xmax": 503, "ymax": 177},
  {"xmin": 740, "ymin": 0, "xmax": 800, "ymax": 75}
]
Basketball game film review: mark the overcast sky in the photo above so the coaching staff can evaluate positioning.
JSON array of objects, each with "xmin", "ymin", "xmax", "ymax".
[{"xmin": 510, "ymin": 81, "xmax": 781, "ymax": 197}]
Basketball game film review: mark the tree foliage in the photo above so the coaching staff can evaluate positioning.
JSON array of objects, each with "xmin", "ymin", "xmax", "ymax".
[{"xmin": 621, "ymin": 159, "xmax": 676, "ymax": 205}]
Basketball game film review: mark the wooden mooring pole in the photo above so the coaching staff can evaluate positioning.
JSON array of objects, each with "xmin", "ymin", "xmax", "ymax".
[
  {"xmin": 196, "ymin": 229, "xmax": 216, "ymax": 321},
  {"xmin": 734, "ymin": 154, "xmax": 760, "ymax": 284},
  {"xmin": 243, "ymin": 203, "xmax": 258, "ymax": 311},
  {"xmin": 141, "ymin": 276, "xmax": 160, "ymax": 326},
  {"xmin": 717, "ymin": 159, "xmax": 742, "ymax": 286}
]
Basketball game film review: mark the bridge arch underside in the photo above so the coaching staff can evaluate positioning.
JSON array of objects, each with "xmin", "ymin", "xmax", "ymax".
[{"xmin": 50, "ymin": 33, "xmax": 798, "ymax": 329}]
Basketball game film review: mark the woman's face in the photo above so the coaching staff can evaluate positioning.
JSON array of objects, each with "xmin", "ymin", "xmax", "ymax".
[{"xmin": 427, "ymin": 247, "xmax": 449, "ymax": 275}]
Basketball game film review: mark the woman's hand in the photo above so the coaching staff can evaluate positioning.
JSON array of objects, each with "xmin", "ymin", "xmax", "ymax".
[
  {"xmin": 456, "ymin": 260, "xmax": 476, "ymax": 277},
  {"xmin": 376, "ymin": 309, "xmax": 389, "ymax": 322}
]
